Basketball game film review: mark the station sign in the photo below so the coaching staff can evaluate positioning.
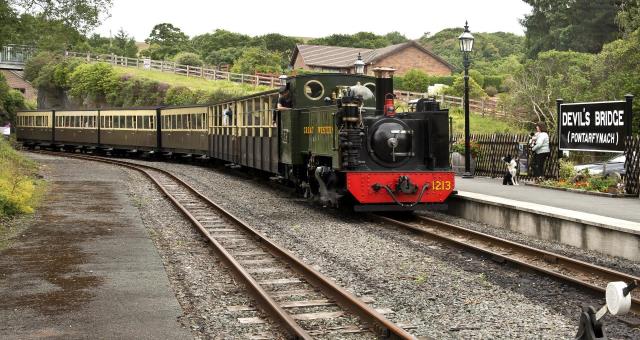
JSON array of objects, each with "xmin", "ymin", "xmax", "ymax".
[{"xmin": 559, "ymin": 99, "xmax": 633, "ymax": 152}]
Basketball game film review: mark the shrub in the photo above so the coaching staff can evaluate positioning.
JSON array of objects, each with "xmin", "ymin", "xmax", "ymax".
[
  {"xmin": 174, "ymin": 52, "xmax": 204, "ymax": 67},
  {"xmin": 588, "ymin": 176, "xmax": 618, "ymax": 192},
  {"xmin": 400, "ymin": 69, "xmax": 430, "ymax": 92},
  {"xmin": 444, "ymin": 75, "xmax": 487, "ymax": 99},
  {"xmin": 0, "ymin": 139, "xmax": 42, "ymax": 217},
  {"xmin": 485, "ymin": 86, "xmax": 498, "ymax": 97},
  {"xmin": 469, "ymin": 69, "xmax": 485, "ymax": 88},
  {"xmin": 558, "ymin": 159, "xmax": 576, "ymax": 180},
  {"xmin": 430, "ymin": 76, "xmax": 454, "ymax": 86},
  {"xmin": 69, "ymin": 62, "xmax": 119, "ymax": 106},
  {"xmin": 165, "ymin": 86, "xmax": 196, "ymax": 105},
  {"xmin": 484, "ymin": 75, "xmax": 504, "ymax": 90}
]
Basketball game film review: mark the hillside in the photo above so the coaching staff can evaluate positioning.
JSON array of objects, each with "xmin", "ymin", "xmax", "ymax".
[{"xmin": 113, "ymin": 66, "xmax": 271, "ymax": 93}]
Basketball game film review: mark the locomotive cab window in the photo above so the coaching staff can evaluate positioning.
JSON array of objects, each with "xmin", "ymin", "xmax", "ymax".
[{"xmin": 304, "ymin": 80, "xmax": 324, "ymax": 100}]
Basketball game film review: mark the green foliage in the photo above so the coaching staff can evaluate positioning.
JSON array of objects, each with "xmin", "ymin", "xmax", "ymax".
[
  {"xmin": 9, "ymin": 0, "xmax": 112, "ymax": 32},
  {"xmin": 420, "ymin": 28, "xmax": 524, "ymax": 72},
  {"xmin": 0, "ymin": 73, "xmax": 26, "ymax": 124},
  {"xmin": 107, "ymin": 76, "xmax": 166, "ymax": 107},
  {"xmin": 587, "ymin": 176, "xmax": 619, "ymax": 192},
  {"xmin": 204, "ymin": 47, "xmax": 245, "ymax": 66},
  {"xmin": 617, "ymin": 0, "xmax": 640, "ymax": 35},
  {"xmin": 143, "ymin": 23, "xmax": 190, "ymax": 59},
  {"xmin": 173, "ymin": 52, "xmax": 203, "ymax": 67},
  {"xmin": 559, "ymin": 159, "xmax": 576, "ymax": 180},
  {"xmin": 399, "ymin": 69, "xmax": 431, "ymax": 92},
  {"xmin": 430, "ymin": 76, "xmax": 455, "ymax": 86},
  {"xmin": 468, "ymin": 70, "xmax": 484, "ymax": 88},
  {"xmin": 484, "ymin": 76, "xmax": 504, "ymax": 90},
  {"xmin": 506, "ymin": 50, "xmax": 595, "ymax": 132},
  {"xmin": 485, "ymin": 86, "xmax": 498, "ymax": 97},
  {"xmin": 231, "ymin": 47, "xmax": 283, "ymax": 74},
  {"xmin": 521, "ymin": 0, "xmax": 620, "ymax": 58},
  {"xmin": 192, "ymin": 29, "xmax": 252, "ymax": 54},
  {"xmin": 84, "ymin": 29, "xmax": 138, "ymax": 57},
  {"xmin": 0, "ymin": 138, "xmax": 43, "ymax": 217},
  {"xmin": 308, "ymin": 31, "xmax": 407, "ymax": 49},
  {"xmin": 448, "ymin": 107, "xmax": 529, "ymax": 135},
  {"xmin": 68, "ymin": 62, "xmax": 119, "ymax": 105},
  {"xmin": 444, "ymin": 76, "xmax": 487, "ymax": 99}
]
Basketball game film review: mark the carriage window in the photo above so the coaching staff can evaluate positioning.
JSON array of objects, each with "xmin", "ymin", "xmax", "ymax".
[
  {"xmin": 149, "ymin": 116, "xmax": 154, "ymax": 130},
  {"xmin": 171, "ymin": 115, "xmax": 177, "ymax": 129},
  {"xmin": 304, "ymin": 80, "xmax": 324, "ymax": 100},
  {"xmin": 136, "ymin": 116, "xmax": 142, "ymax": 130}
]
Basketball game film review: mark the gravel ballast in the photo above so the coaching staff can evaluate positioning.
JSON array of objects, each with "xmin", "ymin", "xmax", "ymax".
[{"xmin": 115, "ymin": 157, "xmax": 639, "ymax": 339}]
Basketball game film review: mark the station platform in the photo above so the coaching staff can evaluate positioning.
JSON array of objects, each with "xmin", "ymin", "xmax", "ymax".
[
  {"xmin": 0, "ymin": 154, "xmax": 190, "ymax": 339},
  {"xmin": 449, "ymin": 176, "xmax": 640, "ymax": 261}
]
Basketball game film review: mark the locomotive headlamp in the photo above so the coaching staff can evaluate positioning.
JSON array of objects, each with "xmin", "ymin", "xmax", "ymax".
[
  {"xmin": 279, "ymin": 74, "xmax": 288, "ymax": 86},
  {"xmin": 458, "ymin": 21, "xmax": 474, "ymax": 53},
  {"xmin": 354, "ymin": 53, "xmax": 365, "ymax": 75}
]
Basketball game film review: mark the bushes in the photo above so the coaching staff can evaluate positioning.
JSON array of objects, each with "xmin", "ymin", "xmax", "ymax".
[
  {"xmin": 394, "ymin": 71, "xmax": 455, "ymax": 92},
  {"xmin": 0, "ymin": 138, "xmax": 43, "ymax": 217},
  {"xmin": 174, "ymin": 52, "xmax": 203, "ymax": 67},
  {"xmin": 68, "ymin": 62, "xmax": 120, "ymax": 106}
]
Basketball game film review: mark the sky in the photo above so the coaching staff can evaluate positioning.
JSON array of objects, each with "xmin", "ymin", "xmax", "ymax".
[{"xmin": 94, "ymin": 0, "xmax": 532, "ymax": 41}]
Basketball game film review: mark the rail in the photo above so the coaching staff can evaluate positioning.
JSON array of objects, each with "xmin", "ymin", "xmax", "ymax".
[
  {"xmin": 33, "ymin": 150, "xmax": 416, "ymax": 339},
  {"xmin": 375, "ymin": 214, "xmax": 640, "ymax": 314},
  {"xmin": 64, "ymin": 51, "xmax": 281, "ymax": 87}
]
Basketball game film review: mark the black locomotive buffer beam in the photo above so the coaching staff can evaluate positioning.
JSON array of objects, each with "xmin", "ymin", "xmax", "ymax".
[{"xmin": 372, "ymin": 176, "xmax": 429, "ymax": 208}]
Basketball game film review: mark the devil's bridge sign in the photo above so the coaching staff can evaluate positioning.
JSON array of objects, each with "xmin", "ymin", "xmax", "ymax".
[{"xmin": 558, "ymin": 96, "xmax": 633, "ymax": 152}]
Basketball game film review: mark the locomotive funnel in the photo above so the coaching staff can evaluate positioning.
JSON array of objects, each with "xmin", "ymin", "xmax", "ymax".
[{"xmin": 373, "ymin": 67, "xmax": 395, "ymax": 115}]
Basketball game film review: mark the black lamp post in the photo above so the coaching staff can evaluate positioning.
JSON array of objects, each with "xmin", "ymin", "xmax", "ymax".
[{"xmin": 459, "ymin": 21, "xmax": 474, "ymax": 178}]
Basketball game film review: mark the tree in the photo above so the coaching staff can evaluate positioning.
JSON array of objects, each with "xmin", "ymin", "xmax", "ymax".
[
  {"xmin": 204, "ymin": 47, "xmax": 245, "ymax": 66},
  {"xmin": 112, "ymin": 29, "xmax": 138, "ymax": 57},
  {"xmin": 444, "ymin": 75, "xmax": 487, "ymax": 99},
  {"xmin": 230, "ymin": 47, "xmax": 282, "ymax": 75},
  {"xmin": 384, "ymin": 31, "xmax": 409, "ymax": 45},
  {"xmin": 173, "ymin": 52, "xmax": 203, "ymax": 67},
  {"xmin": 506, "ymin": 50, "xmax": 595, "ymax": 131},
  {"xmin": 191, "ymin": 29, "xmax": 251, "ymax": 56},
  {"xmin": 617, "ymin": 0, "xmax": 640, "ymax": 35},
  {"xmin": 0, "ymin": 72, "xmax": 26, "ymax": 124},
  {"xmin": 9, "ymin": 0, "xmax": 112, "ymax": 32},
  {"xmin": 521, "ymin": 0, "xmax": 620, "ymax": 58},
  {"xmin": 307, "ymin": 32, "xmax": 391, "ymax": 49},
  {"xmin": 143, "ymin": 23, "xmax": 189, "ymax": 59}
]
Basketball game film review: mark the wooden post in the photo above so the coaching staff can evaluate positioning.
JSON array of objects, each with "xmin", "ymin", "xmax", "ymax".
[
  {"xmin": 187, "ymin": 65, "xmax": 190, "ymax": 77},
  {"xmin": 86, "ymin": 52, "xmax": 90, "ymax": 62}
]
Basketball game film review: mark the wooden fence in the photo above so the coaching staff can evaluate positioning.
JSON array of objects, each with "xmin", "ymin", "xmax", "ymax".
[
  {"xmin": 450, "ymin": 133, "xmax": 559, "ymax": 181},
  {"xmin": 624, "ymin": 136, "xmax": 640, "ymax": 196},
  {"xmin": 65, "ymin": 51, "xmax": 282, "ymax": 87}
]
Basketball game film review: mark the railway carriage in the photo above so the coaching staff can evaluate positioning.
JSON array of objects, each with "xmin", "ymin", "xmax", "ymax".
[
  {"xmin": 16, "ymin": 70, "xmax": 455, "ymax": 211},
  {"xmin": 99, "ymin": 107, "xmax": 160, "ymax": 153},
  {"xmin": 16, "ymin": 110, "xmax": 53, "ymax": 147},
  {"xmin": 54, "ymin": 110, "xmax": 99, "ymax": 150}
]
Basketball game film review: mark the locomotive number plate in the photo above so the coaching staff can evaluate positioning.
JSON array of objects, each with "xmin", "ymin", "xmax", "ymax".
[{"xmin": 432, "ymin": 180, "xmax": 452, "ymax": 191}]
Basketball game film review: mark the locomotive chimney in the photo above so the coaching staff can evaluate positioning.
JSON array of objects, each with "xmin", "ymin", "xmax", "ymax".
[{"xmin": 373, "ymin": 67, "xmax": 395, "ymax": 115}]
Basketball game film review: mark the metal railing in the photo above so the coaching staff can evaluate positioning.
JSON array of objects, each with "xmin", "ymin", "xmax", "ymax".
[{"xmin": 0, "ymin": 45, "xmax": 37, "ymax": 67}]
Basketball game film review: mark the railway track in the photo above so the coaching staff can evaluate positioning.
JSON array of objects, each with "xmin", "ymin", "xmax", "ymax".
[
  {"xmin": 35, "ymin": 151, "xmax": 414, "ymax": 339},
  {"xmin": 375, "ymin": 214, "xmax": 640, "ymax": 315}
]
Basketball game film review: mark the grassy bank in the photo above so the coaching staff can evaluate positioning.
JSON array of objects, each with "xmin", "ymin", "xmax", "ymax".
[
  {"xmin": 449, "ymin": 107, "xmax": 529, "ymax": 135},
  {"xmin": 113, "ymin": 66, "xmax": 271, "ymax": 94},
  {"xmin": 0, "ymin": 138, "xmax": 45, "ymax": 226}
]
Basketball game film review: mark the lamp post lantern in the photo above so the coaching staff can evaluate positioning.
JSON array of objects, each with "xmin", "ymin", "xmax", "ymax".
[
  {"xmin": 458, "ymin": 21, "xmax": 474, "ymax": 178},
  {"xmin": 354, "ymin": 52, "xmax": 365, "ymax": 75}
]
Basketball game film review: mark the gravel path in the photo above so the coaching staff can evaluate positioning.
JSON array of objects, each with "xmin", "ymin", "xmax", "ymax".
[
  {"xmin": 112, "ymin": 158, "xmax": 639, "ymax": 339},
  {"xmin": 123, "ymin": 169, "xmax": 286, "ymax": 339}
]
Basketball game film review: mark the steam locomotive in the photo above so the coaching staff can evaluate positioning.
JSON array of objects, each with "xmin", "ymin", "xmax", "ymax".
[{"xmin": 16, "ymin": 68, "xmax": 454, "ymax": 211}]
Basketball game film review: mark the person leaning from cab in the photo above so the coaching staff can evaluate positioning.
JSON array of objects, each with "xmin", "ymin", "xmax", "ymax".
[
  {"xmin": 531, "ymin": 122, "xmax": 550, "ymax": 182},
  {"xmin": 273, "ymin": 85, "xmax": 292, "ymax": 125}
]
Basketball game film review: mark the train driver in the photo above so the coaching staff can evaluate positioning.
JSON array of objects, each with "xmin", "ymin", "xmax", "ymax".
[{"xmin": 277, "ymin": 86, "xmax": 292, "ymax": 110}]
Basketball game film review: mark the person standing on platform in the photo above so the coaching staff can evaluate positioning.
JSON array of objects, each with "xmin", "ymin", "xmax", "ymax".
[{"xmin": 531, "ymin": 122, "xmax": 550, "ymax": 182}]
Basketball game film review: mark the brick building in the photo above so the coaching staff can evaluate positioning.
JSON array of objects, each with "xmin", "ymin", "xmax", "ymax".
[
  {"xmin": 1, "ymin": 69, "xmax": 36, "ymax": 102},
  {"xmin": 290, "ymin": 41, "xmax": 454, "ymax": 76}
]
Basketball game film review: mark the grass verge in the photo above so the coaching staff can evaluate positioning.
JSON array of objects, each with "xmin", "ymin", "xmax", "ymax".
[
  {"xmin": 0, "ymin": 138, "xmax": 47, "ymax": 249},
  {"xmin": 113, "ymin": 66, "xmax": 271, "ymax": 94}
]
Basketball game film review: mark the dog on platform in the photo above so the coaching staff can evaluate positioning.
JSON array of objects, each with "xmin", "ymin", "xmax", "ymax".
[{"xmin": 502, "ymin": 155, "xmax": 519, "ymax": 185}]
